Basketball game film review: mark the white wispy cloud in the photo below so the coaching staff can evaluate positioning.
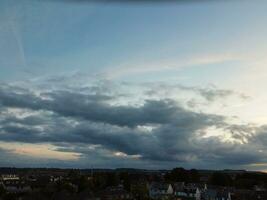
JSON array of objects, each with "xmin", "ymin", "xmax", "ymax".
[{"xmin": 101, "ymin": 53, "xmax": 241, "ymax": 79}]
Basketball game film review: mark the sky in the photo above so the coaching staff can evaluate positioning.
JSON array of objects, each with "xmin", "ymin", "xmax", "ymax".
[{"xmin": 1, "ymin": 0, "xmax": 267, "ymax": 171}]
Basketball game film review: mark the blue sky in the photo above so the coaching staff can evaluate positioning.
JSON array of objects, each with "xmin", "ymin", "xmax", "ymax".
[
  {"xmin": 1, "ymin": 0, "xmax": 267, "ymax": 170},
  {"xmin": 1, "ymin": 0, "xmax": 265, "ymax": 81}
]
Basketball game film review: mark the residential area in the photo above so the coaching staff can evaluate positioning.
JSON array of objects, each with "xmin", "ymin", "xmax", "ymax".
[{"xmin": 0, "ymin": 168, "xmax": 266, "ymax": 200}]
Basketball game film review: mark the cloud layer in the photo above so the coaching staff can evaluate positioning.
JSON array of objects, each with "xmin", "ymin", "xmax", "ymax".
[{"xmin": 0, "ymin": 79, "xmax": 266, "ymax": 170}]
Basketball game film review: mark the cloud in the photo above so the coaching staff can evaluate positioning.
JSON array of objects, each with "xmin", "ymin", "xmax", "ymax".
[
  {"xmin": 144, "ymin": 83, "xmax": 249, "ymax": 103},
  {"xmin": 0, "ymin": 7, "xmax": 27, "ymax": 70},
  {"xmin": 101, "ymin": 53, "xmax": 240, "ymax": 79},
  {"xmin": 0, "ymin": 145, "xmax": 78, "ymax": 168},
  {"xmin": 1, "ymin": 84, "xmax": 225, "ymax": 127},
  {"xmin": 0, "ymin": 80, "xmax": 265, "ymax": 169}
]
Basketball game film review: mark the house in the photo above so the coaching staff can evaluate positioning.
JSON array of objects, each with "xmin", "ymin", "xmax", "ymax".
[
  {"xmin": 5, "ymin": 185, "xmax": 31, "ymax": 194},
  {"xmin": 187, "ymin": 188, "xmax": 201, "ymax": 200},
  {"xmin": 187, "ymin": 183, "xmax": 207, "ymax": 192},
  {"xmin": 216, "ymin": 190, "xmax": 231, "ymax": 200},
  {"xmin": 202, "ymin": 188, "xmax": 231, "ymax": 200},
  {"xmin": 173, "ymin": 184, "xmax": 201, "ymax": 200},
  {"xmin": 149, "ymin": 182, "xmax": 173, "ymax": 199},
  {"xmin": 173, "ymin": 182, "xmax": 187, "ymax": 198},
  {"xmin": 0, "ymin": 174, "xmax": 20, "ymax": 186},
  {"xmin": 0, "ymin": 174, "xmax": 32, "ymax": 194},
  {"xmin": 1, "ymin": 174, "xmax": 20, "ymax": 181},
  {"xmin": 254, "ymin": 185, "xmax": 266, "ymax": 192},
  {"xmin": 202, "ymin": 189, "xmax": 217, "ymax": 200}
]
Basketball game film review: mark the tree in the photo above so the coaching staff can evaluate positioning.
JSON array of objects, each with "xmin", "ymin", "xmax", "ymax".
[
  {"xmin": 0, "ymin": 184, "xmax": 6, "ymax": 197},
  {"xmin": 165, "ymin": 168, "xmax": 188, "ymax": 182},
  {"xmin": 189, "ymin": 169, "xmax": 200, "ymax": 182},
  {"xmin": 131, "ymin": 183, "xmax": 149, "ymax": 200},
  {"xmin": 78, "ymin": 176, "xmax": 92, "ymax": 192},
  {"xmin": 120, "ymin": 172, "xmax": 131, "ymax": 191},
  {"xmin": 209, "ymin": 172, "xmax": 232, "ymax": 186},
  {"xmin": 106, "ymin": 172, "xmax": 120, "ymax": 187}
]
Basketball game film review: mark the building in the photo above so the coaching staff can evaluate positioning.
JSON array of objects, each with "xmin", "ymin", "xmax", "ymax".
[
  {"xmin": 202, "ymin": 188, "xmax": 231, "ymax": 200},
  {"xmin": 149, "ymin": 182, "xmax": 173, "ymax": 199},
  {"xmin": 173, "ymin": 183, "xmax": 201, "ymax": 200},
  {"xmin": 0, "ymin": 174, "xmax": 31, "ymax": 194}
]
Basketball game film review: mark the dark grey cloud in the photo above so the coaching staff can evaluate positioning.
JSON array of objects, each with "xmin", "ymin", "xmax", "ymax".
[
  {"xmin": 193, "ymin": 137, "xmax": 261, "ymax": 165},
  {"xmin": 1, "ymin": 85, "xmax": 215, "ymax": 127},
  {"xmin": 0, "ymin": 82, "xmax": 264, "ymax": 169},
  {"xmin": 0, "ymin": 88, "xmax": 224, "ymax": 159}
]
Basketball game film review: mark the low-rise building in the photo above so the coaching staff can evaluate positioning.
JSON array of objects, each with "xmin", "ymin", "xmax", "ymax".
[
  {"xmin": 149, "ymin": 182, "xmax": 173, "ymax": 199},
  {"xmin": 173, "ymin": 183, "xmax": 201, "ymax": 200}
]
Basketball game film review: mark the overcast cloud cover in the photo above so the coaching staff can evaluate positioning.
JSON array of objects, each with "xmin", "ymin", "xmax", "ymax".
[{"xmin": 1, "ymin": 0, "xmax": 267, "ymax": 170}]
